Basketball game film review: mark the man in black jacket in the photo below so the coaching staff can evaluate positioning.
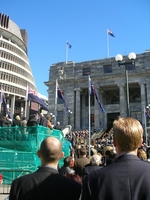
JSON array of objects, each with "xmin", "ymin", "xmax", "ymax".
[{"xmin": 9, "ymin": 137, "xmax": 81, "ymax": 200}]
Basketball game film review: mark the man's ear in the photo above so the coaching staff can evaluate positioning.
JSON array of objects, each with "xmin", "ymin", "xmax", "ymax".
[
  {"xmin": 59, "ymin": 152, "xmax": 64, "ymax": 159},
  {"xmin": 138, "ymin": 138, "xmax": 143, "ymax": 148},
  {"xmin": 113, "ymin": 137, "xmax": 116, "ymax": 147},
  {"xmin": 37, "ymin": 150, "xmax": 41, "ymax": 158}
]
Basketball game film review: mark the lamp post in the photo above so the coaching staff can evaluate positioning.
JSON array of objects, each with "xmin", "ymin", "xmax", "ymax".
[
  {"xmin": 68, "ymin": 110, "xmax": 72, "ymax": 125},
  {"xmin": 115, "ymin": 52, "xmax": 136, "ymax": 117}
]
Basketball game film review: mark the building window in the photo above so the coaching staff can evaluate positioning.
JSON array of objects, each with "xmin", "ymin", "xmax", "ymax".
[
  {"xmin": 132, "ymin": 95, "xmax": 141, "ymax": 103},
  {"xmin": 83, "ymin": 68, "xmax": 91, "ymax": 76},
  {"xmin": 103, "ymin": 65, "xmax": 112, "ymax": 73},
  {"xmin": 91, "ymin": 114, "xmax": 94, "ymax": 127},
  {"xmin": 111, "ymin": 95, "xmax": 119, "ymax": 104}
]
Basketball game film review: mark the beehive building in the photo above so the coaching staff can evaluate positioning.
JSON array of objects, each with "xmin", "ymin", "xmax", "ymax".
[{"xmin": 0, "ymin": 13, "xmax": 37, "ymax": 118}]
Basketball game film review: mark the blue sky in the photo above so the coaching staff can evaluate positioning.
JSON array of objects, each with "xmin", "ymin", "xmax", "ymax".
[{"xmin": 1, "ymin": 0, "xmax": 150, "ymax": 97}]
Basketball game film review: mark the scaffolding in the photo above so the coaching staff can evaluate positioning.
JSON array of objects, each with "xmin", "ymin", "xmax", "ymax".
[{"xmin": 0, "ymin": 125, "xmax": 70, "ymax": 184}]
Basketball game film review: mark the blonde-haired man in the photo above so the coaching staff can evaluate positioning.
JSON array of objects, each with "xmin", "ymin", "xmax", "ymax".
[{"xmin": 82, "ymin": 117, "xmax": 150, "ymax": 200}]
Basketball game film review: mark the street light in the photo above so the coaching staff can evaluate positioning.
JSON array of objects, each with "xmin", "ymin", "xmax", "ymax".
[
  {"xmin": 115, "ymin": 52, "xmax": 136, "ymax": 117},
  {"xmin": 68, "ymin": 110, "xmax": 72, "ymax": 125}
]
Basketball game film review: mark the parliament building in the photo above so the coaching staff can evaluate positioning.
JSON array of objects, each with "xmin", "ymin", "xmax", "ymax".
[{"xmin": 45, "ymin": 51, "xmax": 150, "ymax": 131}]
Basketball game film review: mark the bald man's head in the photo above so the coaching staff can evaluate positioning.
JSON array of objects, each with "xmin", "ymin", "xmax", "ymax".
[{"xmin": 38, "ymin": 137, "xmax": 63, "ymax": 165}]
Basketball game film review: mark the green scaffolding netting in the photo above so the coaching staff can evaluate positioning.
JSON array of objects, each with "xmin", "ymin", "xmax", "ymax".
[{"xmin": 0, "ymin": 125, "xmax": 70, "ymax": 184}]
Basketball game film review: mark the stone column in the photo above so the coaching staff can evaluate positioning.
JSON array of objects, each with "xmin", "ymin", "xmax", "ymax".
[
  {"xmin": 74, "ymin": 88, "xmax": 81, "ymax": 130},
  {"xmin": 118, "ymin": 83, "xmax": 126, "ymax": 117},
  {"xmin": 139, "ymin": 81, "xmax": 146, "ymax": 125},
  {"xmin": 10, "ymin": 95, "xmax": 15, "ymax": 119}
]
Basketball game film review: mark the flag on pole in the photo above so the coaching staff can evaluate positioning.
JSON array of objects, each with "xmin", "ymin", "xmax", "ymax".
[
  {"xmin": 57, "ymin": 83, "xmax": 69, "ymax": 116},
  {"xmin": 89, "ymin": 77, "xmax": 106, "ymax": 113},
  {"xmin": 28, "ymin": 87, "xmax": 49, "ymax": 111},
  {"xmin": 144, "ymin": 107, "xmax": 150, "ymax": 118},
  {"xmin": 107, "ymin": 29, "xmax": 115, "ymax": 37},
  {"xmin": 66, "ymin": 42, "xmax": 72, "ymax": 48}
]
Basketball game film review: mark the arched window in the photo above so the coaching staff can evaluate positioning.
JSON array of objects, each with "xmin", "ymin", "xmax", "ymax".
[
  {"xmin": 132, "ymin": 95, "xmax": 141, "ymax": 103},
  {"xmin": 111, "ymin": 96, "xmax": 119, "ymax": 104}
]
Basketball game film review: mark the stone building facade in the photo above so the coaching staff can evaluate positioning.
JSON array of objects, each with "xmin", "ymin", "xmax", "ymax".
[{"xmin": 45, "ymin": 51, "xmax": 150, "ymax": 131}]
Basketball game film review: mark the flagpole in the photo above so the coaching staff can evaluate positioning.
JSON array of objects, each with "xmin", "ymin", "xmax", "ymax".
[
  {"xmin": 107, "ymin": 29, "xmax": 109, "ymax": 58},
  {"xmin": 144, "ymin": 106, "xmax": 148, "ymax": 145},
  {"xmin": 24, "ymin": 85, "xmax": 28, "ymax": 117},
  {"xmin": 66, "ymin": 41, "xmax": 68, "ymax": 64},
  {"xmin": 54, "ymin": 79, "xmax": 58, "ymax": 126},
  {"xmin": 88, "ymin": 75, "xmax": 91, "ymax": 156}
]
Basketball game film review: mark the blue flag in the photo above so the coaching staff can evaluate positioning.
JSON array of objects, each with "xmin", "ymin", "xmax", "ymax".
[
  {"xmin": 89, "ymin": 78, "xmax": 106, "ymax": 113},
  {"xmin": 57, "ymin": 84, "xmax": 69, "ymax": 116},
  {"xmin": 28, "ymin": 87, "xmax": 49, "ymax": 111},
  {"xmin": 107, "ymin": 29, "xmax": 115, "ymax": 37},
  {"xmin": 144, "ymin": 108, "xmax": 150, "ymax": 118},
  {"xmin": 66, "ymin": 42, "xmax": 72, "ymax": 48}
]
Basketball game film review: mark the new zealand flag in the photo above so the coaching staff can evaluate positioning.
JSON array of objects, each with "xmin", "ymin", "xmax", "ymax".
[
  {"xmin": 57, "ymin": 84, "xmax": 69, "ymax": 116},
  {"xmin": 89, "ymin": 77, "xmax": 106, "ymax": 113},
  {"xmin": 28, "ymin": 87, "xmax": 49, "ymax": 111}
]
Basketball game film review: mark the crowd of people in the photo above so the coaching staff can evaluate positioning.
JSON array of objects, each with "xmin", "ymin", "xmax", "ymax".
[
  {"xmin": 5, "ymin": 117, "xmax": 150, "ymax": 200},
  {"xmin": 0, "ymin": 113, "xmax": 62, "ymax": 130}
]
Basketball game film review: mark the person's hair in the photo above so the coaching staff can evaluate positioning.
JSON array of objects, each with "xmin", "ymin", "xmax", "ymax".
[
  {"xmin": 137, "ymin": 149, "xmax": 147, "ymax": 160},
  {"xmin": 91, "ymin": 154, "xmax": 101, "ymax": 166},
  {"xmin": 79, "ymin": 147, "xmax": 87, "ymax": 156},
  {"xmin": 46, "ymin": 115, "xmax": 51, "ymax": 121},
  {"xmin": 113, "ymin": 117, "xmax": 143, "ymax": 152},
  {"xmin": 64, "ymin": 156, "xmax": 72, "ymax": 167},
  {"xmin": 103, "ymin": 146, "xmax": 113, "ymax": 157},
  {"xmin": 22, "ymin": 117, "xmax": 26, "ymax": 120},
  {"xmin": 15, "ymin": 115, "xmax": 20, "ymax": 120},
  {"xmin": 40, "ymin": 137, "xmax": 62, "ymax": 163}
]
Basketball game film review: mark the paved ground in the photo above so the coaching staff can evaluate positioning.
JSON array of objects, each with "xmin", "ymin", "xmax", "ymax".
[
  {"xmin": 0, "ymin": 185, "xmax": 10, "ymax": 200},
  {"xmin": 0, "ymin": 194, "xmax": 9, "ymax": 200}
]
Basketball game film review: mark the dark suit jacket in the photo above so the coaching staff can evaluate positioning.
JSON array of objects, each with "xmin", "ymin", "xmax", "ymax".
[
  {"xmin": 82, "ymin": 154, "xmax": 150, "ymax": 200},
  {"xmin": 39, "ymin": 116, "xmax": 47, "ymax": 127},
  {"xmin": 82, "ymin": 164, "xmax": 102, "ymax": 180},
  {"xmin": 9, "ymin": 166, "xmax": 81, "ymax": 200},
  {"xmin": 74, "ymin": 156, "xmax": 90, "ymax": 177},
  {"xmin": 12, "ymin": 119, "xmax": 21, "ymax": 126}
]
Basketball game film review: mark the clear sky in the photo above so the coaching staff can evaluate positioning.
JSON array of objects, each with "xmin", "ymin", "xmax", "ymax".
[{"xmin": 1, "ymin": 0, "xmax": 150, "ymax": 97}]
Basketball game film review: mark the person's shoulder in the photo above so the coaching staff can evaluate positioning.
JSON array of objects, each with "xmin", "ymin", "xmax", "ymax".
[{"xmin": 12, "ymin": 172, "xmax": 32, "ymax": 185}]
